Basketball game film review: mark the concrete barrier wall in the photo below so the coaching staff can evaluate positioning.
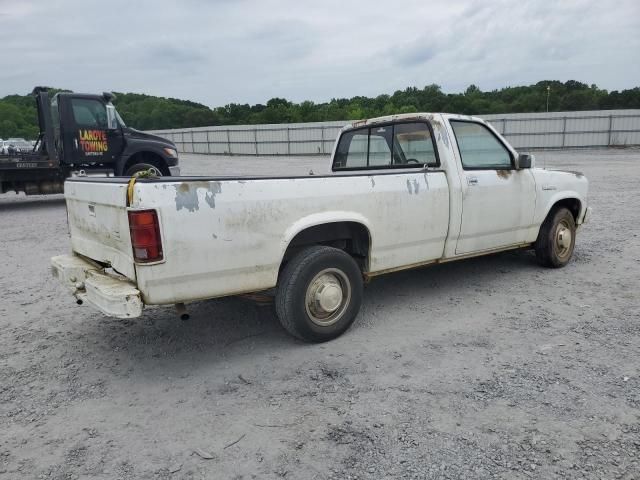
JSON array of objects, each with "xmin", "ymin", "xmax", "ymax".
[{"xmin": 148, "ymin": 110, "xmax": 640, "ymax": 155}]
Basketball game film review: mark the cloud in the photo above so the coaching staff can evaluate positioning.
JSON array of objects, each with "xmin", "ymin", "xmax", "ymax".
[
  {"xmin": 0, "ymin": 0, "xmax": 638, "ymax": 107},
  {"xmin": 144, "ymin": 45, "xmax": 206, "ymax": 65},
  {"xmin": 395, "ymin": 43, "xmax": 438, "ymax": 67}
]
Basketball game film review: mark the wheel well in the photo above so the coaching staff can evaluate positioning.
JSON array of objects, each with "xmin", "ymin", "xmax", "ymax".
[
  {"xmin": 549, "ymin": 198, "xmax": 581, "ymax": 222},
  {"xmin": 122, "ymin": 151, "xmax": 169, "ymax": 175},
  {"xmin": 282, "ymin": 222, "xmax": 371, "ymax": 272}
]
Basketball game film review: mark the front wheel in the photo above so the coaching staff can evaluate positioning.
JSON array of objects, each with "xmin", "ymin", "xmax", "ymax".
[
  {"xmin": 124, "ymin": 162, "xmax": 163, "ymax": 177},
  {"xmin": 275, "ymin": 246, "xmax": 363, "ymax": 342},
  {"xmin": 535, "ymin": 207, "xmax": 576, "ymax": 268}
]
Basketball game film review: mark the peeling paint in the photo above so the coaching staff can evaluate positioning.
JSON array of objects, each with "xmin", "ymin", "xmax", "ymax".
[
  {"xmin": 405, "ymin": 178, "xmax": 420, "ymax": 195},
  {"xmin": 174, "ymin": 181, "xmax": 222, "ymax": 212},
  {"xmin": 496, "ymin": 169, "xmax": 512, "ymax": 180},
  {"xmin": 370, "ymin": 177, "xmax": 375, "ymax": 188},
  {"xmin": 438, "ymin": 127, "xmax": 450, "ymax": 148},
  {"xmin": 423, "ymin": 172, "xmax": 430, "ymax": 190},
  {"xmin": 204, "ymin": 182, "xmax": 222, "ymax": 209},
  {"xmin": 175, "ymin": 183, "xmax": 200, "ymax": 212}
]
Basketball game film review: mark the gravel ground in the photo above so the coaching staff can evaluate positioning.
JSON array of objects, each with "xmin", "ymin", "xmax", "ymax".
[{"xmin": 1, "ymin": 148, "xmax": 639, "ymax": 479}]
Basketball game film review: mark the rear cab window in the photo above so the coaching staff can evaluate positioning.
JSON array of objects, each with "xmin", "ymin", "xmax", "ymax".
[{"xmin": 333, "ymin": 121, "xmax": 439, "ymax": 171}]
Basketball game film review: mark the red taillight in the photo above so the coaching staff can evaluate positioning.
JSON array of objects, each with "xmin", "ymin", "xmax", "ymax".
[{"xmin": 128, "ymin": 210, "xmax": 163, "ymax": 263}]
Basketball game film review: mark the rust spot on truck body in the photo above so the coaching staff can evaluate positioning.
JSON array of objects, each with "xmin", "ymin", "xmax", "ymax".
[{"xmin": 496, "ymin": 169, "xmax": 512, "ymax": 179}]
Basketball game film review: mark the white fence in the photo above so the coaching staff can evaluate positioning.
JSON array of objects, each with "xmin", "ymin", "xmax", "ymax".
[{"xmin": 148, "ymin": 110, "xmax": 640, "ymax": 155}]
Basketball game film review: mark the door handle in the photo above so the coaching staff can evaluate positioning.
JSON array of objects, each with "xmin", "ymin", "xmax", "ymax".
[{"xmin": 467, "ymin": 176, "xmax": 478, "ymax": 186}]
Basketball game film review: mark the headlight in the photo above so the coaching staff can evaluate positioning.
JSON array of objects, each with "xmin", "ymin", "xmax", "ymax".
[{"xmin": 163, "ymin": 147, "xmax": 178, "ymax": 159}]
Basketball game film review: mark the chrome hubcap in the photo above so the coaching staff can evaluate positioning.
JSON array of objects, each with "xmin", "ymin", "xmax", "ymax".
[
  {"xmin": 555, "ymin": 221, "xmax": 573, "ymax": 257},
  {"xmin": 305, "ymin": 268, "xmax": 351, "ymax": 327},
  {"xmin": 316, "ymin": 281, "xmax": 343, "ymax": 312}
]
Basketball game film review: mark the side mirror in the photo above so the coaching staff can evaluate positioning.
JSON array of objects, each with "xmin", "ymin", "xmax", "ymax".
[
  {"xmin": 518, "ymin": 153, "xmax": 534, "ymax": 169},
  {"xmin": 106, "ymin": 105, "xmax": 118, "ymax": 130}
]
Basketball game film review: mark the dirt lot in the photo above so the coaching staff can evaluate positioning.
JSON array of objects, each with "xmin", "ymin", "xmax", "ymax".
[{"xmin": 1, "ymin": 149, "xmax": 639, "ymax": 479}]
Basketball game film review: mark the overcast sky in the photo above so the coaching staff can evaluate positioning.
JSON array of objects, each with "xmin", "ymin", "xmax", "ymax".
[{"xmin": 1, "ymin": 0, "xmax": 638, "ymax": 107}]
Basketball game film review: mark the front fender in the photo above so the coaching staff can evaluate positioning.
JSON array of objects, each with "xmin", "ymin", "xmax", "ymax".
[
  {"xmin": 532, "ymin": 169, "xmax": 589, "ymax": 226},
  {"xmin": 540, "ymin": 191, "xmax": 587, "ymax": 224},
  {"xmin": 117, "ymin": 146, "xmax": 177, "ymax": 175}
]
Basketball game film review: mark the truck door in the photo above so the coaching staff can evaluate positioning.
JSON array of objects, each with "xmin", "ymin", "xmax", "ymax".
[
  {"xmin": 449, "ymin": 120, "xmax": 536, "ymax": 255},
  {"xmin": 62, "ymin": 97, "xmax": 124, "ymax": 166}
]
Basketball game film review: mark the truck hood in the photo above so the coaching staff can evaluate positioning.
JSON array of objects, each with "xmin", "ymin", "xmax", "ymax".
[
  {"xmin": 123, "ymin": 127, "xmax": 176, "ymax": 148},
  {"xmin": 532, "ymin": 167, "xmax": 589, "ymax": 200},
  {"xmin": 538, "ymin": 168, "xmax": 587, "ymax": 182}
]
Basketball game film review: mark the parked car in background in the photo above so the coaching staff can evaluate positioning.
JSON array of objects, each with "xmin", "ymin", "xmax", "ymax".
[
  {"xmin": 0, "ymin": 140, "xmax": 18, "ymax": 155},
  {"xmin": 6, "ymin": 138, "xmax": 33, "ymax": 153},
  {"xmin": 1, "ymin": 138, "xmax": 31, "ymax": 154}
]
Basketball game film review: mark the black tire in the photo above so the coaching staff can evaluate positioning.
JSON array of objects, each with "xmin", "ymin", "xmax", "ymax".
[
  {"xmin": 124, "ymin": 162, "xmax": 164, "ymax": 177},
  {"xmin": 275, "ymin": 246, "xmax": 363, "ymax": 343},
  {"xmin": 535, "ymin": 207, "xmax": 576, "ymax": 268}
]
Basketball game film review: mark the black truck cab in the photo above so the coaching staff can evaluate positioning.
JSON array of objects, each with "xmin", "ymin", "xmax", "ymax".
[
  {"xmin": 48, "ymin": 89, "xmax": 179, "ymax": 176},
  {"xmin": 1, "ymin": 87, "xmax": 179, "ymax": 195}
]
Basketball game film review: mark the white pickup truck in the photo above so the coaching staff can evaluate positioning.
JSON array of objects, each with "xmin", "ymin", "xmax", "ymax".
[{"xmin": 52, "ymin": 113, "xmax": 591, "ymax": 342}]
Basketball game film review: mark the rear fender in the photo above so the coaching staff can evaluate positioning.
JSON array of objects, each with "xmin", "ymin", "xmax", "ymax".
[{"xmin": 280, "ymin": 212, "xmax": 373, "ymax": 266}]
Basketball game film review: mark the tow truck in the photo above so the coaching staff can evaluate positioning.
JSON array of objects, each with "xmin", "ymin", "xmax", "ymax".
[{"xmin": 0, "ymin": 87, "xmax": 179, "ymax": 195}]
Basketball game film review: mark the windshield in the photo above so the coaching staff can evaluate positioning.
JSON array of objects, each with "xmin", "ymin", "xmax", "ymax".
[{"xmin": 115, "ymin": 110, "xmax": 126, "ymax": 127}]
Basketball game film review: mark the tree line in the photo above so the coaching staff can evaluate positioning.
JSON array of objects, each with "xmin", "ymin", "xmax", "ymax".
[{"xmin": 1, "ymin": 80, "xmax": 638, "ymax": 139}]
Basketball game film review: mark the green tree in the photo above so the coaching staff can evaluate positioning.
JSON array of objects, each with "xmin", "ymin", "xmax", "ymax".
[{"xmin": 1, "ymin": 81, "xmax": 639, "ymax": 138}]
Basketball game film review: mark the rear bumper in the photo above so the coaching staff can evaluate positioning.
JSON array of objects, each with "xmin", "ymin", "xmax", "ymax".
[{"xmin": 51, "ymin": 254, "xmax": 143, "ymax": 319}]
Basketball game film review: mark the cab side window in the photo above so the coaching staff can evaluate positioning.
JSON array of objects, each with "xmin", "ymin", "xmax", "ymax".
[
  {"xmin": 71, "ymin": 99, "xmax": 108, "ymax": 128},
  {"xmin": 450, "ymin": 121, "xmax": 512, "ymax": 169}
]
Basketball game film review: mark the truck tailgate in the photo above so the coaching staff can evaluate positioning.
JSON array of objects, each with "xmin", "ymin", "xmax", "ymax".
[{"xmin": 64, "ymin": 180, "xmax": 136, "ymax": 281}]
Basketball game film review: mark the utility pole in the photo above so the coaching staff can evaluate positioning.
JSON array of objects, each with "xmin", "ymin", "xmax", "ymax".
[{"xmin": 546, "ymin": 85, "xmax": 551, "ymax": 112}]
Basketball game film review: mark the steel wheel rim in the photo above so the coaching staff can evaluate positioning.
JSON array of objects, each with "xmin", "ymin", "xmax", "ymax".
[
  {"xmin": 132, "ymin": 166, "xmax": 162, "ymax": 177},
  {"xmin": 305, "ymin": 268, "xmax": 351, "ymax": 327},
  {"xmin": 555, "ymin": 219, "xmax": 573, "ymax": 259}
]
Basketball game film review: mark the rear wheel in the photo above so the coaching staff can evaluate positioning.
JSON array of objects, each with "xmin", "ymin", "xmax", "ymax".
[
  {"xmin": 535, "ymin": 207, "xmax": 576, "ymax": 268},
  {"xmin": 275, "ymin": 246, "xmax": 363, "ymax": 342}
]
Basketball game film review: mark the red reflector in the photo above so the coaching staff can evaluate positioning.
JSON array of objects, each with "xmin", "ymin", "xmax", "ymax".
[{"xmin": 128, "ymin": 210, "xmax": 163, "ymax": 263}]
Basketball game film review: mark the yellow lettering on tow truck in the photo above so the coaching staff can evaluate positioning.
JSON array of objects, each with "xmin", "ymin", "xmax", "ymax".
[{"xmin": 78, "ymin": 130, "xmax": 108, "ymax": 155}]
